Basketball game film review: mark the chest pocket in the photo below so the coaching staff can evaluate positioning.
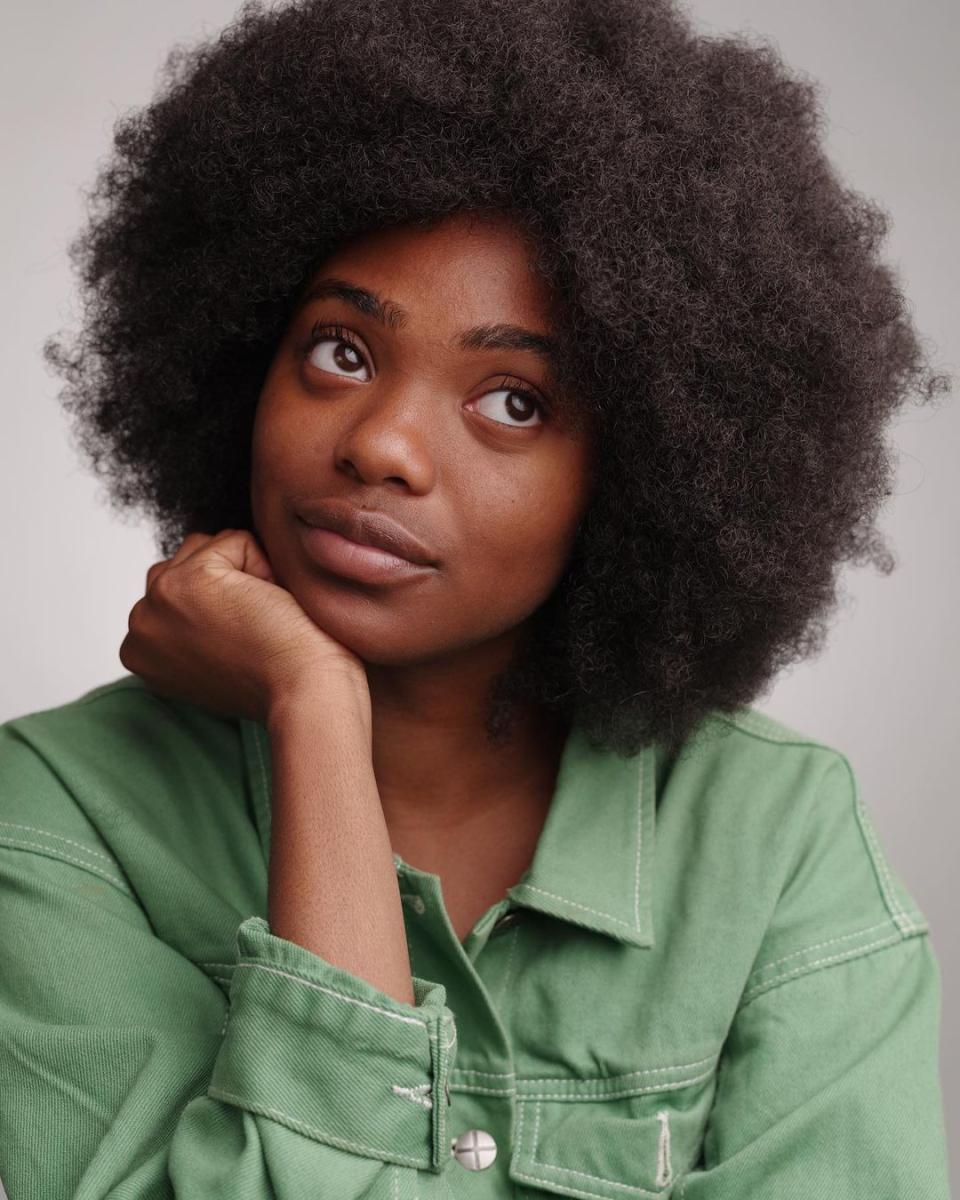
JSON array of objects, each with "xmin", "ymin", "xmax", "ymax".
[{"xmin": 508, "ymin": 1049, "xmax": 719, "ymax": 1199}]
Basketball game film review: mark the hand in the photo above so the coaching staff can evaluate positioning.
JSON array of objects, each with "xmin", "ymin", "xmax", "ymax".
[{"xmin": 119, "ymin": 528, "xmax": 370, "ymax": 725}]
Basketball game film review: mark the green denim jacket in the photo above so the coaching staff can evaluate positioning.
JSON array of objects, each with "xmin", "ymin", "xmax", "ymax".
[{"xmin": 0, "ymin": 674, "xmax": 949, "ymax": 1198}]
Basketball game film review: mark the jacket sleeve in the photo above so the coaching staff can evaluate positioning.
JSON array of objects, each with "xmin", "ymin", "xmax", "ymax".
[
  {"xmin": 678, "ymin": 752, "xmax": 951, "ymax": 1199},
  {"xmin": 0, "ymin": 723, "xmax": 459, "ymax": 1199}
]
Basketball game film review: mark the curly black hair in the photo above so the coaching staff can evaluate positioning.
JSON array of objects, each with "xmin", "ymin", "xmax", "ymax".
[{"xmin": 43, "ymin": 0, "xmax": 951, "ymax": 758}]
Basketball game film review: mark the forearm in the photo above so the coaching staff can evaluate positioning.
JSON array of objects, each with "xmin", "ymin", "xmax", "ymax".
[{"xmin": 265, "ymin": 685, "xmax": 415, "ymax": 1006}]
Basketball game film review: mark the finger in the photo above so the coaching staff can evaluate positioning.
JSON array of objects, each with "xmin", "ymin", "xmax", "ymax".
[
  {"xmin": 238, "ymin": 531, "xmax": 278, "ymax": 583},
  {"xmin": 198, "ymin": 529, "xmax": 278, "ymax": 584},
  {"xmin": 145, "ymin": 531, "xmax": 213, "ymax": 592},
  {"xmin": 169, "ymin": 530, "xmax": 216, "ymax": 563}
]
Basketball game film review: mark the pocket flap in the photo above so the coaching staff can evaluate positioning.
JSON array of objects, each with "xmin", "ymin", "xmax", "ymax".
[{"xmin": 509, "ymin": 1052, "xmax": 718, "ymax": 1199}]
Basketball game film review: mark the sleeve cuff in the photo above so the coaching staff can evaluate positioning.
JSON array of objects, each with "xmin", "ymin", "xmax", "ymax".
[{"xmin": 207, "ymin": 914, "xmax": 457, "ymax": 1171}]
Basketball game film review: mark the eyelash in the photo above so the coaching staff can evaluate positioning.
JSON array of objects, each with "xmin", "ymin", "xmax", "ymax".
[{"xmin": 303, "ymin": 320, "xmax": 550, "ymax": 423}]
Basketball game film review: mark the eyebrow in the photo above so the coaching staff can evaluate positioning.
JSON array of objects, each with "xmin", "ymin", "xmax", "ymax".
[{"xmin": 299, "ymin": 277, "xmax": 564, "ymax": 380}]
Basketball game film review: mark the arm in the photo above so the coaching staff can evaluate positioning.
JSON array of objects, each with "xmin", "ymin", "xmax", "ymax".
[
  {"xmin": 0, "ymin": 716, "xmax": 458, "ymax": 1199},
  {"xmin": 677, "ymin": 754, "xmax": 951, "ymax": 1199},
  {"xmin": 265, "ymin": 682, "xmax": 415, "ymax": 1005}
]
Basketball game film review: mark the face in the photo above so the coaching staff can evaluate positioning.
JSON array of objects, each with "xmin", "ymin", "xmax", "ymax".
[{"xmin": 250, "ymin": 209, "xmax": 596, "ymax": 667}]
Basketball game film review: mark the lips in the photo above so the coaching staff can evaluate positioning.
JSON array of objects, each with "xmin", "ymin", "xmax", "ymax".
[{"xmin": 294, "ymin": 498, "xmax": 437, "ymax": 567}]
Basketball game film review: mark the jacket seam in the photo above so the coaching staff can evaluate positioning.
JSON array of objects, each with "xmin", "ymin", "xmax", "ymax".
[
  {"xmin": 715, "ymin": 719, "xmax": 926, "ymax": 937},
  {"xmin": 0, "ymin": 838, "xmax": 134, "ymax": 898},
  {"xmin": 205, "ymin": 1086, "xmax": 431, "ymax": 1169},
  {"xmin": 0, "ymin": 818, "xmax": 120, "ymax": 867},
  {"xmin": 737, "ymin": 926, "xmax": 927, "ymax": 1011},
  {"xmin": 516, "ymin": 1052, "xmax": 718, "ymax": 1090},
  {"xmin": 743, "ymin": 915, "xmax": 914, "ymax": 983},
  {"xmin": 234, "ymin": 959, "xmax": 435, "ymax": 1027},
  {"xmin": 518, "ymin": 1063, "xmax": 717, "ymax": 1103},
  {"xmin": 840, "ymin": 753, "xmax": 925, "ymax": 936}
]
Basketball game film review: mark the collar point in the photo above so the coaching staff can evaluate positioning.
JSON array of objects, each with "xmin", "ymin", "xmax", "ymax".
[{"xmin": 508, "ymin": 883, "xmax": 655, "ymax": 948}]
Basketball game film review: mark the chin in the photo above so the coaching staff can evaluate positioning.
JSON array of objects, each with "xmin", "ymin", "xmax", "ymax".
[{"xmin": 289, "ymin": 581, "xmax": 442, "ymax": 667}]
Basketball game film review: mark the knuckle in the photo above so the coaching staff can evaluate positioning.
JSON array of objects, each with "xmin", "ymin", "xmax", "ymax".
[{"xmin": 150, "ymin": 567, "xmax": 178, "ymax": 598}]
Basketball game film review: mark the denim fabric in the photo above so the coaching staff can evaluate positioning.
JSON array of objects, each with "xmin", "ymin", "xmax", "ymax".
[{"xmin": 0, "ymin": 674, "xmax": 950, "ymax": 1198}]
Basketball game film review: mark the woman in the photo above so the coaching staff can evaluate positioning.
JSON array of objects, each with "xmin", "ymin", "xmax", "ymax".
[{"xmin": 0, "ymin": 0, "xmax": 950, "ymax": 1195}]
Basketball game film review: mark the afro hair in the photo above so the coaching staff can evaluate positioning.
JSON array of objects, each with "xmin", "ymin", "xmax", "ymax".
[{"xmin": 43, "ymin": 0, "xmax": 952, "ymax": 757}]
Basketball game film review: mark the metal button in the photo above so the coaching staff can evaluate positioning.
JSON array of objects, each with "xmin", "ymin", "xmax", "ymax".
[
  {"xmin": 493, "ymin": 908, "xmax": 521, "ymax": 932},
  {"xmin": 451, "ymin": 1129, "xmax": 497, "ymax": 1170}
]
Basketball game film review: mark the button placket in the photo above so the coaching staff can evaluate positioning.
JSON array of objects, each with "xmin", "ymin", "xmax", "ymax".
[
  {"xmin": 397, "ymin": 857, "xmax": 517, "ymax": 1080},
  {"xmin": 492, "ymin": 908, "xmax": 521, "ymax": 933}
]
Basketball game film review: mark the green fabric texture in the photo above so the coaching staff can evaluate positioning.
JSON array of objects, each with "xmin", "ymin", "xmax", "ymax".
[{"xmin": 0, "ymin": 674, "xmax": 949, "ymax": 1198}]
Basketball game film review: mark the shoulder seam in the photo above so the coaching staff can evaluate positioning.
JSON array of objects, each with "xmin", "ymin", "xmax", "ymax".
[
  {"xmin": 715, "ymin": 716, "xmax": 928, "ymax": 935},
  {"xmin": 737, "ymin": 924, "xmax": 928, "ymax": 1011},
  {"xmin": 837, "ymin": 753, "xmax": 928, "ymax": 938}
]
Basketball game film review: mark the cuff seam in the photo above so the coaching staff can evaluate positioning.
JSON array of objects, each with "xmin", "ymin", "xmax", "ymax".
[{"xmin": 234, "ymin": 959, "xmax": 437, "ymax": 1027}]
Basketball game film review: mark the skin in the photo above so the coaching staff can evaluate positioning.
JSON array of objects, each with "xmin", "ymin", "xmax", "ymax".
[
  {"xmin": 248, "ymin": 208, "xmax": 596, "ymax": 894},
  {"xmin": 122, "ymin": 207, "xmax": 598, "ymax": 959}
]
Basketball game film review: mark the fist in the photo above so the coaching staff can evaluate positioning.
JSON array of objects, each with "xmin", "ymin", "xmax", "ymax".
[{"xmin": 119, "ymin": 528, "xmax": 368, "ymax": 724}]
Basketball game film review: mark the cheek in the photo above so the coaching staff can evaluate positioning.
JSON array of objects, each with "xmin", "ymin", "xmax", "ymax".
[
  {"xmin": 438, "ymin": 442, "xmax": 592, "ymax": 636},
  {"xmin": 251, "ymin": 390, "xmax": 298, "ymax": 480},
  {"xmin": 249, "ymin": 391, "xmax": 330, "ymax": 529},
  {"xmin": 451, "ymin": 499, "xmax": 579, "ymax": 619}
]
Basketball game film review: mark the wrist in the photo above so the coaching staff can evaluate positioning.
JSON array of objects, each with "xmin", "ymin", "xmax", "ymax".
[{"xmin": 265, "ymin": 671, "xmax": 372, "ymax": 742}]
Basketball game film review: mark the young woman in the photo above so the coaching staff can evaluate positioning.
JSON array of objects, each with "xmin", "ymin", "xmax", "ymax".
[{"xmin": 0, "ymin": 0, "xmax": 950, "ymax": 1196}]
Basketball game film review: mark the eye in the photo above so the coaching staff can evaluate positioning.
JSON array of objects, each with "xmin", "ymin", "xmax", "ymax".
[
  {"xmin": 471, "ymin": 378, "xmax": 548, "ymax": 429},
  {"xmin": 304, "ymin": 322, "xmax": 371, "ymax": 381},
  {"xmin": 301, "ymin": 327, "xmax": 548, "ymax": 429}
]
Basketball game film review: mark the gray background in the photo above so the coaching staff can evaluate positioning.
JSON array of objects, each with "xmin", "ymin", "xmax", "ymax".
[{"xmin": 2, "ymin": 0, "xmax": 957, "ymax": 1182}]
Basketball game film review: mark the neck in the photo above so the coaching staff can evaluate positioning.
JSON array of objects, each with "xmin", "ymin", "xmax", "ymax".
[{"xmin": 365, "ymin": 631, "xmax": 569, "ymax": 843}]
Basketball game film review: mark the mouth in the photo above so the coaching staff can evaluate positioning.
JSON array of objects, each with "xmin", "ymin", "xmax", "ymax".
[
  {"xmin": 294, "ymin": 499, "xmax": 437, "ymax": 567},
  {"xmin": 295, "ymin": 517, "xmax": 437, "ymax": 587}
]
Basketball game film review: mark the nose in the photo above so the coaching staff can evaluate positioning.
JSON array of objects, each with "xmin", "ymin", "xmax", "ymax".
[{"xmin": 333, "ymin": 386, "xmax": 437, "ymax": 492}]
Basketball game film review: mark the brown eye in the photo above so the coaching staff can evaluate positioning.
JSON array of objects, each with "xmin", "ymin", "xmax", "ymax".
[
  {"xmin": 472, "ymin": 382, "xmax": 546, "ymax": 428},
  {"xmin": 305, "ymin": 324, "xmax": 371, "ymax": 380}
]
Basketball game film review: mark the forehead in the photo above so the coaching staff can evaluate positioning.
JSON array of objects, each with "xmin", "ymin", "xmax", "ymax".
[{"xmin": 302, "ymin": 210, "xmax": 559, "ymax": 329}]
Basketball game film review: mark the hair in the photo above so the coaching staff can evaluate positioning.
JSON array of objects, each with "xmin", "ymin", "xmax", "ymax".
[{"xmin": 44, "ymin": 0, "xmax": 951, "ymax": 758}]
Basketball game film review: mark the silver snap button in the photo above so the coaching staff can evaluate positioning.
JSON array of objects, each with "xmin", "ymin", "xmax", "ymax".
[
  {"xmin": 451, "ymin": 1129, "xmax": 497, "ymax": 1170},
  {"xmin": 493, "ymin": 909, "xmax": 520, "ymax": 932}
]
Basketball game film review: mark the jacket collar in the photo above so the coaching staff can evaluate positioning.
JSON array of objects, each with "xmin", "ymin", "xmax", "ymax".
[
  {"xmin": 503, "ymin": 724, "xmax": 656, "ymax": 948},
  {"xmin": 242, "ymin": 718, "xmax": 656, "ymax": 950}
]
